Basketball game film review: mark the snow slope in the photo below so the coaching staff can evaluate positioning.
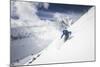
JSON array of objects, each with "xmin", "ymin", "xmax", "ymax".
[
  {"xmin": 29, "ymin": 7, "xmax": 95, "ymax": 65},
  {"xmin": 11, "ymin": 25, "xmax": 61, "ymax": 65},
  {"xmin": 10, "ymin": 1, "xmax": 62, "ymax": 65},
  {"xmin": 10, "ymin": 1, "xmax": 95, "ymax": 65}
]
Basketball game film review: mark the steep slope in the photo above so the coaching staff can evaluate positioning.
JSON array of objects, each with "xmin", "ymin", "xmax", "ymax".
[{"xmin": 29, "ymin": 7, "xmax": 95, "ymax": 65}]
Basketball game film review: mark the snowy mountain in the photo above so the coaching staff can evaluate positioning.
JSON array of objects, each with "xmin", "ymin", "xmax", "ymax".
[
  {"xmin": 10, "ymin": 1, "xmax": 94, "ymax": 66},
  {"xmin": 28, "ymin": 7, "xmax": 95, "ymax": 65}
]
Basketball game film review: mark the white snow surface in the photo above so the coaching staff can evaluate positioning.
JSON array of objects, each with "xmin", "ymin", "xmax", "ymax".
[
  {"xmin": 10, "ymin": 1, "xmax": 95, "ymax": 65},
  {"xmin": 28, "ymin": 7, "xmax": 95, "ymax": 65}
]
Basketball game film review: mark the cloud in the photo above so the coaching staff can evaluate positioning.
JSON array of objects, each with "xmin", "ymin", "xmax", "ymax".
[
  {"xmin": 11, "ymin": 1, "xmax": 51, "ymax": 28},
  {"xmin": 43, "ymin": 3, "xmax": 49, "ymax": 9},
  {"xmin": 11, "ymin": 1, "xmax": 71, "ymax": 32}
]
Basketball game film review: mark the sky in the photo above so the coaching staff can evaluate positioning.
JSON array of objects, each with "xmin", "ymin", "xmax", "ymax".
[
  {"xmin": 11, "ymin": 1, "xmax": 93, "ymax": 25},
  {"xmin": 10, "ymin": 1, "xmax": 94, "ymax": 65},
  {"xmin": 36, "ymin": 2, "xmax": 92, "ymax": 22}
]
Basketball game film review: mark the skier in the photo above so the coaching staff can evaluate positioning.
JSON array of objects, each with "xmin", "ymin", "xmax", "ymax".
[{"xmin": 61, "ymin": 30, "xmax": 71, "ymax": 42}]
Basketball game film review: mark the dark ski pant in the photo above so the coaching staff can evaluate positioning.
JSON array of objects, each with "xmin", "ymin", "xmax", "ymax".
[{"xmin": 61, "ymin": 30, "xmax": 71, "ymax": 42}]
